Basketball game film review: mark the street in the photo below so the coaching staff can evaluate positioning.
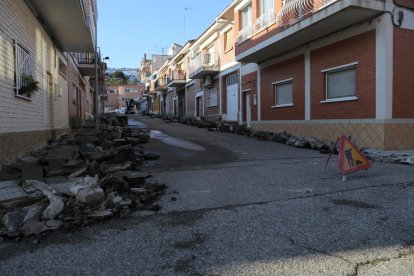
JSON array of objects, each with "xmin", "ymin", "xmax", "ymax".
[{"xmin": 1, "ymin": 114, "xmax": 414, "ymax": 275}]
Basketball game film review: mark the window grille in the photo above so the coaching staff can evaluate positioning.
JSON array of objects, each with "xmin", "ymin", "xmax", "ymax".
[{"xmin": 14, "ymin": 41, "xmax": 35, "ymax": 97}]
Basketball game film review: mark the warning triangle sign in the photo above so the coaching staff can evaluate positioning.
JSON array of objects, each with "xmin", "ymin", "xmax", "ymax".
[{"xmin": 338, "ymin": 134, "xmax": 372, "ymax": 175}]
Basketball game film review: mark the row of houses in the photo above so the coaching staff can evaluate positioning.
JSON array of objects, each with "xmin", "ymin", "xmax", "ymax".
[
  {"xmin": 0, "ymin": 0, "xmax": 106, "ymax": 165},
  {"xmin": 139, "ymin": 0, "xmax": 414, "ymax": 150}
]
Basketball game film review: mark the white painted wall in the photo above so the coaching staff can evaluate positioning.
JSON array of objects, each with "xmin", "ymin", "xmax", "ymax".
[{"xmin": 0, "ymin": 0, "xmax": 69, "ymax": 133}]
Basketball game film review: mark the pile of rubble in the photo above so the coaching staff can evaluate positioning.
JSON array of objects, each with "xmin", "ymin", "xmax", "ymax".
[
  {"xmin": 258, "ymin": 131, "xmax": 333, "ymax": 153},
  {"xmin": 0, "ymin": 115, "xmax": 165, "ymax": 239},
  {"xmin": 362, "ymin": 149, "xmax": 414, "ymax": 165}
]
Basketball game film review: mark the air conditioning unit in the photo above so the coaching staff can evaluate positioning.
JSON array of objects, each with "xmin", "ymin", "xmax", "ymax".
[{"xmin": 203, "ymin": 75, "xmax": 213, "ymax": 88}]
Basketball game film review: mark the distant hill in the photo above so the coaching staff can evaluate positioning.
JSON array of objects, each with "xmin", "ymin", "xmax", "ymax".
[{"xmin": 107, "ymin": 68, "xmax": 141, "ymax": 83}]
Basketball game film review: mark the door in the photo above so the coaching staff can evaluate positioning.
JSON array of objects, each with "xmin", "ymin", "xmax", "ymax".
[
  {"xmin": 178, "ymin": 90, "xmax": 186, "ymax": 118},
  {"xmin": 196, "ymin": 96, "xmax": 203, "ymax": 117},
  {"xmin": 226, "ymin": 74, "xmax": 238, "ymax": 121},
  {"xmin": 246, "ymin": 93, "xmax": 251, "ymax": 128}
]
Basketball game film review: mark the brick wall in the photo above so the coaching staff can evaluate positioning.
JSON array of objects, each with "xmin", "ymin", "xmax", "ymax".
[
  {"xmin": 204, "ymin": 78, "xmax": 220, "ymax": 117},
  {"xmin": 260, "ymin": 55, "xmax": 305, "ymax": 120},
  {"xmin": 220, "ymin": 27, "xmax": 236, "ymax": 66},
  {"xmin": 241, "ymin": 71, "xmax": 258, "ymax": 121},
  {"xmin": 67, "ymin": 56, "xmax": 81, "ymax": 120},
  {"xmin": 393, "ymin": 27, "xmax": 414, "ymax": 118},
  {"xmin": 235, "ymin": 0, "xmax": 283, "ymax": 57},
  {"xmin": 167, "ymin": 90, "xmax": 174, "ymax": 115},
  {"xmin": 107, "ymin": 91, "xmax": 119, "ymax": 111},
  {"xmin": 310, "ymin": 30, "xmax": 376, "ymax": 120},
  {"xmin": 186, "ymin": 86, "xmax": 196, "ymax": 117},
  {"xmin": 395, "ymin": 0, "xmax": 414, "ymax": 9}
]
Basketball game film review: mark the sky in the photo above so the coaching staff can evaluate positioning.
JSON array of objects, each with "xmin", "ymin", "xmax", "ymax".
[{"xmin": 97, "ymin": 0, "xmax": 233, "ymax": 69}]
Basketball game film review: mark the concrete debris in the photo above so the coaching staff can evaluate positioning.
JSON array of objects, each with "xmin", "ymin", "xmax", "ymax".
[
  {"xmin": 67, "ymin": 167, "xmax": 88, "ymax": 178},
  {"xmin": 88, "ymin": 210, "xmax": 113, "ymax": 219},
  {"xmin": 18, "ymin": 220, "xmax": 48, "ymax": 236},
  {"xmin": 71, "ymin": 176, "xmax": 105, "ymax": 206},
  {"xmin": 362, "ymin": 149, "xmax": 414, "ymax": 165},
  {"xmin": 142, "ymin": 152, "xmax": 160, "ymax": 160},
  {"xmin": 3, "ymin": 211, "xmax": 25, "ymax": 231},
  {"xmin": 0, "ymin": 114, "xmax": 166, "ymax": 239},
  {"xmin": 24, "ymin": 180, "xmax": 65, "ymax": 220}
]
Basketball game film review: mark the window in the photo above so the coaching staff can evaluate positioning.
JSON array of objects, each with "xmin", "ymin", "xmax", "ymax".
[
  {"xmin": 206, "ymin": 87, "xmax": 218, "ymax": 107},
  {"xmin": 273, "ymin": 78, "xmax": 293, "ymax": 107},
  {"xmin": 241, "ymin": 4, "xmax": 252, "ymax": 30},
  {"xmin": 256, "ymin": 0, "xmax": 275, "ymax": 32},
  {"xmin": 237, "ymin": 4, "xmax": 253, "ymax": 44},
  {"xmin": 125, "ymin": 88, "xmax": 131, "ymax": 93},
  {"xmin": 226, "ymin": 73, "xmax": 238, "ymax": 86},
  {"xmin": 224, "ymin": 29, "xmax": 233, "ymax": 52},
  {"xmin": 322, "ymin": 63, "xmax": 357, "ymax": 102},
  {"xmin": 259, "ymin": 0, "xmax": 274, "ymax": 16},
  {"xmin": 109, "ymin": 89, "xmax": 116, "ymax": 94},
  {"xmin": 14, "ymin": 41, "xmax": 37, "ymax": 98}
]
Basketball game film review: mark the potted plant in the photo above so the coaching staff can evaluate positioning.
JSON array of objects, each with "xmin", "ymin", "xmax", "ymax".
[{"xmin": 19, "ymin": 75, "xmax": 40, "ymax": 97}]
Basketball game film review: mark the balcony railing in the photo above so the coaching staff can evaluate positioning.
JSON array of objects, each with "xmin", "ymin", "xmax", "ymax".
[
  {"xmin": 189, "ymin": 52, "xmax": 220, "ymax": 79},
  {"xmin": 154, "ymin": 77, "xmax": 169, "ymax": 91},
  {"xmin": 171, "ymin": 70, "xmax": 186, "ymax": 81},
  {"xmin": 236, "ymin": 0, "xmax": 337, "ymax": 44},
  {"xmin": 236, "ymin": 25, "xmax": 254, "ymax": 45},
  {"xmin": 254, "ymin": 12, "xmax": 277, "ymax": 33},
  {"xmin": 155, "ymin": 77, "xmax": 169, "ymax": 88},
  {"xmin": 168, "ymin": 70, "xmax": 187, "ymax": 87},
  {"xmin": 77, "ymin": 53, "xmax": 95, "ymax": 64},
  {"xmin": 277, "ymin": 0, "xmax": 336, "ymax": 27}
]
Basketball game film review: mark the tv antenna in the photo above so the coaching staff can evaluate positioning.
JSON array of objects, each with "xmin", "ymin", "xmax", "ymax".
[
  {"xmin": 184, "ymin": 5, "xmax": 195, "ymax": 41},
  {"xmin": 149, "ymin": 46, "xmax": 169, "ymax": 63}
]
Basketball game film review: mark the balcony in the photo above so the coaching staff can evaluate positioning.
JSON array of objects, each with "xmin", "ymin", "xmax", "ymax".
[
  {"xmin": 155, "ymin": 77, "xmax": 169, "ymax": 92},
  {"xmin": 25, "ymin": 0, "xmax": 95, "ymax": 52},
  {"xmin": 236, "ymin": 25, "xmax": 254, "ymax": 45},
  {"xmin": 254, "ymin": 12, "xmax": 277, "ymax": 34},
  {"xmin": 236, "ymin": 0, "xmax": 386, "ymax": 63},
  {"xmin": 167, "ymin": 70, "xmax": 187, "ymax": 87},
  {"xmin": 189, "ymin": 52, "xmax": 220, "ymax": 79},
  {"xmin": 77, "ymin": 53, "xmax": 95, "ymax": 76}
]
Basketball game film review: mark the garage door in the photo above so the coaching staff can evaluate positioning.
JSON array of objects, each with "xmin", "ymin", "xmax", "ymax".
[{"xmin": 226, "ymin": 73, "xmax": 239, "ymax": 121}]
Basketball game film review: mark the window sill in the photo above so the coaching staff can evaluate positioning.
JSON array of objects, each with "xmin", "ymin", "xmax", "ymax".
[
  {"xmin": 320, "ymin": 96, "xmax": 358, "ymax": 104},
  {"xmin": 271, "ymin": 103, "xmax": 293, "ymax": 109},
  {"xmin": 15, "ymin": 94, "xmax": 32, "ymax": 101}
]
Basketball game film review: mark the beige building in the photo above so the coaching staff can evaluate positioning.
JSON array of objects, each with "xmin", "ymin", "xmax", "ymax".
[
  {"xmin": 186, "ymin": 4, "xmax": 239, "ymax": 122},
  {"xmin": 0, "ymin": 0, "xmax": 96, "ymax": 165},
  {"xmin": 107, "ymin": 84, "xmax": 145, "ymax": 112}
]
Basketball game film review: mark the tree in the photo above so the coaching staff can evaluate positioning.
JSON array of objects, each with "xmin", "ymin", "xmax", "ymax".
[{"xmin": 108, "ymin": 70, "xmax": 129, "ymax": 85}]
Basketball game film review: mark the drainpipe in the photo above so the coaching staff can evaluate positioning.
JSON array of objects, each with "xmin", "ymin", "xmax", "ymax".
[
  {"xmin": 95, "ymin": 24, "xmax": 99, "ymax": 129},
  {"xmin": 239, "ymin": 63, "xmax": 243, "ymax": 126}
]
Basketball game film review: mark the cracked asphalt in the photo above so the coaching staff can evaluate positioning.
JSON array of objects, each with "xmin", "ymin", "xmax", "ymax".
[{"xmin": 1, "ymin": 114, "xmax": 414, "ymax": 275}]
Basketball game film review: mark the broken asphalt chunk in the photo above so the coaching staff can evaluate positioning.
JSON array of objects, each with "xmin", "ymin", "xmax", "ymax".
[{"xmin": 142, "ymin": 152, "xmax": 160, "ymax": 160}]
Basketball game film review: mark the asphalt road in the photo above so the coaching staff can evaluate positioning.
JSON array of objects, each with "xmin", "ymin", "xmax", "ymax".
[{"xmin": 1, "ymin": 114, "xmax": 414, "ymax": 275}]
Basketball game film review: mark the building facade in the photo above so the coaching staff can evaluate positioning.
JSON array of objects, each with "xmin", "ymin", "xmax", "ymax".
[
  {"xmin": 107, "ymin": 84, "xmax": 145, "ymax": 112},
  {"xmin": 232, "ymin": 0, "xmax": 414, "ymax": 149},
  {"xmin": 0, "ymin": 0, "xmax": 97, "ymax": 165}
]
